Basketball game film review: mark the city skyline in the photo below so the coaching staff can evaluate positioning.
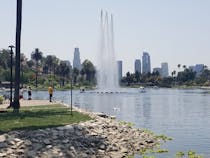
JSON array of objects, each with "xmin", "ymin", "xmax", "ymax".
[{"xmin": 1, "ymin": 1, "xmax": 210, "ymax": 75}]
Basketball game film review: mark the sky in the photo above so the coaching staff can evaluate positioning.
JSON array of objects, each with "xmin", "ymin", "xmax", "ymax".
[{"xmin": 0, "ymin": 0, "xmax": 210, "ymax": 75}]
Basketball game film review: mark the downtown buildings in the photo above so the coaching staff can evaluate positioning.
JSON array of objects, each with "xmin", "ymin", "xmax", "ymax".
[{"xmin": 153, "ymin": 62, "xmax": 169, "ymax": 77}]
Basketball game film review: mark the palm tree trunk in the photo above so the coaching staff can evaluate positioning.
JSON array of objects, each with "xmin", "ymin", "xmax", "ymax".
[
  {"xmin": 13, "ymin": 0, "xmax": 22, "ymax": 111},
  {"xmin": 36, "ymin": 61, "xmax": 38, "ymax": 88}
]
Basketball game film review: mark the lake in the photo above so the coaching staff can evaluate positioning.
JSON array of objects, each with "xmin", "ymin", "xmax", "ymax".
[{"xmin": 3, "ymin": 88, "xmax": 210, "ymax": 157}]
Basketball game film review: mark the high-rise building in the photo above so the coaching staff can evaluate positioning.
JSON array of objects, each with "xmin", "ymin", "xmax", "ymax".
[
  {"xmin": 153, "ymin": 67, "xmax": 162, "ymax": 74},
  {"xmin": 161, "ymin": 62, "xmax": 169, "ymax": 77},
  {"xmin": 117, "ymin": 60, "xmax": 123, "ymax": 80},
  {"xmin": 191, "ymin": 64, "xmax": 204, "ymax": 76},
  {"xmin": 135, "ymin": 59, "xmax": 141, "ymax": 74},
  {"xmin": 142, "ymin": 51, "xmax": 151, "ymax": 73},
  {"xmin": 73, "ymin": 48, "xmax": 81, "ymax": 70}
]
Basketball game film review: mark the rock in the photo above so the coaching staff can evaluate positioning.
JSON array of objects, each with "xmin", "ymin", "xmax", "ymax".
[
  {"xmin": 46, "ymin": 145, "xmax": 52, "ymax": 149},
  {"xmin": 66, "ymin": 151, "xmax": 76, "ymax": 158},
  {"xmin": 26, "ymin": 150, "xmax": 36, "ymax": 158},
  {"xmin": 43, "ymin": 139, "xmax": 51, "ymax": 145},
  {"xmin": 6, "ymin": 148, "xmax": 13, "ymax": 154},
  {"xmin": 16, "ymin": 140, "xmax": 24, "ymax": 147},
  {"xmin": 120, "ymin": 147, "xmax": 128, "ymax": 153},
  {"xmin": 25, "ymin": 140, "xmax": 32, "ymax": 146},
  {"xmin": 0, "ymin": 142, "xmax": 8, "ymax": 148},
  {"xmin": 95, "ymin": 112, "xmax": 109, "ymax": 118},
  {"xmin": 99, "ymin": 144, "xmax": 106, "ymax": 150},
  {"xmin": 62, "ymin": 139, "xmax": 69, "ymax": 143},
  {"xmin": 146, "ymin": 139, "xmax": 154, "ymax": 144},
  {"xmin": 78, "ymin": 153, "xmax": 89, "ymax": 157},
  {"xmin": 0, "ymin": 135, "xmax": 6, "ymax": 142},
  {"xmin": 17, "ymin": 149, "xmax": 24, "ymax": 154},
  {"xmin": 32, "ymin": 143, "xmax": 43, "ymax": 151},
  {"xmin": 0, "ymin": 153, "xmax": 7, "ymax": 157},
  {"xmin": 14, "ymin": 138, "xmax": 21, "ymax": 142}
]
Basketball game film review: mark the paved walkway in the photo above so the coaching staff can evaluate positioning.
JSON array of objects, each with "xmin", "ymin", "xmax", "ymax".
[{"xmin": 0, "ymin": 99, "xmax": 58, "ymax": 109}]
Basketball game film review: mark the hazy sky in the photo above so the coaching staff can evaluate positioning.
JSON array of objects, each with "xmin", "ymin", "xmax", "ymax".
[{"xmin": 0, "ymin": 0, "xmax": 210, "ymax": 75}]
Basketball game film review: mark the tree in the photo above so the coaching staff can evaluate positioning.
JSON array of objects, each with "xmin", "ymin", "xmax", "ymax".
[
  {"xmin": 72, "ymin": 68, "xmax": 79, "ymax": 84},
  {"xmin": 20, "ymin": 53, "xmax": 26, "ymax": 87},
  {"xmin": 81, "ymin": 60, "xmax": 96, "ymax": 84},
  {"xmin": 177, "ymin": 68, "xmax": 196, "ymax": 84},
  {"xmin": 45, "ymin": 55, "xmax": 53, "ymax": 75},
  {"xmin": 31, "ymin": 48, "xmax": 43, "ymax": 87},
  {"xmin": 13, "ymin": 0, "xmax": 22, "ymax": 111},
  {"xmin": 135, "ymin": 71, "xmax": 140, "ymax": 83},
  {"xmin": 0, "ymin": 49, "xmax": 11, "ymax": 69},
  {"xmin": 177, "ymin": 64, "xmax": 181, "ymax": 70},
  {"xmin": 183, "ymin": 65, "xmax": 186, "ymax": 70},
  {"xmin": 26, "ymin": 60, "xmax": 34, "ymax": 68}
]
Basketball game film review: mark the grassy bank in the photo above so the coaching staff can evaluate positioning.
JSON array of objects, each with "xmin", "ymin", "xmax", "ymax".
[{"xmin": 0, "ymin": 104, "xmax": 91, "ymax": 133}]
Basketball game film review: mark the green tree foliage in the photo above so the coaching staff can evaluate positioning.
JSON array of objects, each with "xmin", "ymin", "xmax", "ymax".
[
  {"xmin": 81, "ymin": 59, "xmax": 96, "ymax": 84},
  {"xmin": 177, "ymin": 68, "xmax": 196, "ymax": 84},
  {"xmin": 0, "ymin": 49, "xmax": 11, "ymax": 69}
]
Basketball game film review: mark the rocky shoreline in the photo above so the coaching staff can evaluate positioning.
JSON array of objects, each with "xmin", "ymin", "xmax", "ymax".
[{"xmin": 0, "ymin": 105, "xmax": 162, "ymax": 158}]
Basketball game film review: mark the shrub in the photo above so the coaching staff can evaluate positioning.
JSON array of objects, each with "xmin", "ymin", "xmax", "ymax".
[{"xmin": 0, "ymin": 95, "xmax": 4, "ymax": 104}]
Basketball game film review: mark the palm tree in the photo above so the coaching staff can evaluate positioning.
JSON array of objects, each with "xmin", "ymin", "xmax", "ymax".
[
  {"xmin": 31, "ymin": 48, "xmax": 42, "ymax": 87},
  {"xmin": 58, "ymin": 61, "xmax": 70, "ymax": 86},
  {"xmin": 13, "ymin": 0, "xmax": 22, "ymax": 111},
  {"xmin": 73, "ymin": 68, "xmax": 79, "ymax": 84},
  {"xmin": 81, "ymin": 59, "xmax": 96, "ymax": 83},
  {"xmin": 183, "ymin": 65, "xmax": 186, "ymax": 70},
  {"xmin": 20, "ymin": 53, "xmax": 25, "ymax": 87}
]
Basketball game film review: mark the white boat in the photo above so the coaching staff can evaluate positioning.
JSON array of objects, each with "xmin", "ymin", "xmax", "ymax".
[
  {"xmin": 153, "ymin": 86, "xmax": 159, "ymax": 89},
  {"xmin": 139, "ymin": 86, "xmax": 146, "ymax": 93}
]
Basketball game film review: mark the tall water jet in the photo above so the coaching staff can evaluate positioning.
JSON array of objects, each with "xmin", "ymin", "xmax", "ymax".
[{"xmin": 97, "ymin": 10, "xmax": 119, "ymax": 91}]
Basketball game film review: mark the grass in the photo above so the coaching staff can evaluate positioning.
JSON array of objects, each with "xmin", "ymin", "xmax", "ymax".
[{"xmin": 0, "ymin": 104, "xmax": 91, "ymax": 133}]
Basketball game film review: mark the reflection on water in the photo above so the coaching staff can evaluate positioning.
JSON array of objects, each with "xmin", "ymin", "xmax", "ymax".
[{"xmin": 2, "ymin": 88, "xmax": 210, "ymax": 157}]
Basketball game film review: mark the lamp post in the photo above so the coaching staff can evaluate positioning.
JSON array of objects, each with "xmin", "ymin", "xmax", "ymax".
[
  {"xmin": 70, "ymin": 70, "xmax": 73, "ymax": 116},
  {"xmin": 9, "ymin": 45, "xmax": 15, "ymax": 108}
]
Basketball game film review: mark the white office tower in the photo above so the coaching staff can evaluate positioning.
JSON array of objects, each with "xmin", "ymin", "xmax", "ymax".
[
  {"xmin": 142, "ymin": 52, "xmax": 151, "ymax": 73},
  {"xmin": 161, "ymin": 62, "xmax": 169, "ymax": 77},
  {"xmin": 117, "ymin": 60, "xmax": 123, "ymax": 80}
]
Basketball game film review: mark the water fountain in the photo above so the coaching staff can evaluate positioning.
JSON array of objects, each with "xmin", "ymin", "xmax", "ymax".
[{"xmin": 97, "ymin": 10, "xmax": 119, "ymax": 92}]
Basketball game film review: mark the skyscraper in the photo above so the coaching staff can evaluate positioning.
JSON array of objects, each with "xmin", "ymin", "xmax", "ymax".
[
  {"xmin": 161, "ymin": 62, "xmax": 169, "ymax": 77},
  {"xmin": 73, "ymin": 48, "xmax": 81, "ymax": 70},
  {"xmin": 153, "ymin": 67, "xmax": 162, "ymax": 74},
  {"xmin": 142, "ymin": 51, "xmax": 151, "ymax": 73},
  {"xmin": 117, "ymin": 60, "xmax": 123, "ymax": 81},
  {"xmin": 135, "ymin": 59, "xmax": 141, "ymax": 74}
]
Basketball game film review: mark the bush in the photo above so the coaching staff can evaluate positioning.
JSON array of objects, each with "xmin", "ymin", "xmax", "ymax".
[{"xmin": 0, "ymin": 95, "xmax": 4, "ymax": 104}]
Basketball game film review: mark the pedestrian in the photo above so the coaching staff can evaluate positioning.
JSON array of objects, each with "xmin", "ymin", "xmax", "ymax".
[
  {"xmin": 48, "ymin": 86, "xmax": 53, "ymax": 102},
  {"xmin": 19, "ymin": 87, "xmax": 24, "ymax": 99},
  {"xmin": 28, "ymin": 86, "xmax": 32, "ymax": 100}
]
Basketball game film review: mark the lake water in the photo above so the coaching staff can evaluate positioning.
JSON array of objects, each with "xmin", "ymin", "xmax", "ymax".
[{"xmin": 3, "ymin": 88, "xmax": 210, "ymax": 157}]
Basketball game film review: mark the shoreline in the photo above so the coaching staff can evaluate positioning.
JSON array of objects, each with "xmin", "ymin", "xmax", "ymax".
[{"xmin": 0, "ymin": 100, "xmax": 165, "ymax": 157}]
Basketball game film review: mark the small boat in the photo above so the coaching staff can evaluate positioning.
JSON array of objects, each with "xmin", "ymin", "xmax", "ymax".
[
  {"xmin": 80, "ymin": 87, "xmax": 85, "ymax": 93},
  {"xmin": 139, "ymin": 86, "xmax": 146, "ymax": 93},
  {"xmin": 153, "ymin": 86, "xmax": 159, "ymax": 89}
]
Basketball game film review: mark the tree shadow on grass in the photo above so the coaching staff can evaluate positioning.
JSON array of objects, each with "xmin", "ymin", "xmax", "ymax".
[{"xmin": 0, "ymin": 109, "xmax": 70, "ymax": 120}]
